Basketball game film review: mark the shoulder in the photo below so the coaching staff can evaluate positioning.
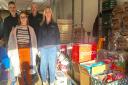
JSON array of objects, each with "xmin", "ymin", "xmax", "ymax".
[
  {"xmin": 51, "ymin": 22, "xmax": 58, "ymax": 28},
  {"xmin": 28, "ymin": 13, "xmax": 32, "ymax": 17},
  {"xmin": 4, "ymin": 16, "xmax": 10, "ymax": 22},
  {"xmin": 9, "ymin": 26, "xmax": 17, "ymax": 35},
  {"xmin": 28, "ymin": 25, "xmax": 35, "ymax": 32},
  {"xmin": 28, "ymin": 25, "xmax": 34, "ymax": 29},
  {"xmin": 37, "ymin": 13, "xmax": 42, "ymax": 17}
]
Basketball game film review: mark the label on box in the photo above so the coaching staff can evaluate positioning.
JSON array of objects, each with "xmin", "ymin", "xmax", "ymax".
[
  {"xmin": 80, "ymin": 44, "xmax": 92, "ymax": 52},
  {"xmin": 79, "ymin": 51, "xmax": 92, "ymax": 62}
]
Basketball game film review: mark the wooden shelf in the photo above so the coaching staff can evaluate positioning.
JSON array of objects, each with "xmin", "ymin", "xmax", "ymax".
[{"xmin": 102, "ymin": 8, "xmax": 113, "ymax": 12}]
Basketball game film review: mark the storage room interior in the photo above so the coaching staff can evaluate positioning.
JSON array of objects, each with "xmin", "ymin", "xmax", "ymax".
[{"xmin": 0, "ymin": 0, "xmax": 128, "ymax": 85}]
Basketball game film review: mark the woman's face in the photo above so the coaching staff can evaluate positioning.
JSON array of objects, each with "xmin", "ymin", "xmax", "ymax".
[
  {"xmin": 45, "ymin": 8, "xmax": 52, "ymax": 23},
  {"xmin": 20, "ymin": 13, "xmax": 28, "ymax": 26}
]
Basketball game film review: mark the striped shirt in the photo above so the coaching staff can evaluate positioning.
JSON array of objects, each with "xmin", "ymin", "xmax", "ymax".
[{"xmin": 16, "ymin": 26, "xmax": 31, "ymax": 48}]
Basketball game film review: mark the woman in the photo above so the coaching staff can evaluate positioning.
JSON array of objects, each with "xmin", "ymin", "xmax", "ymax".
[
  {"xmin": 8, "ymin": 11, "xmax": 38, "ymax": 85},
  {"xmin": 38, "ymin": 6, "xmax": 60, "ymax": 85}
]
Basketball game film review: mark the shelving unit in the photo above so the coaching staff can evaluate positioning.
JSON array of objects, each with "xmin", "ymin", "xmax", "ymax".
[{"xmin": 101, "ymin": 0, "xmax": 117, "ymax": 49}]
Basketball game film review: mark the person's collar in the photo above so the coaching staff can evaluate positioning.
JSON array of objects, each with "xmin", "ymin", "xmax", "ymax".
[
  {"xmin": 45, "ymin": 20, "xmax": 53, "ymax": 25},
  {"xmin": 10, "ymin": 13, "xmax": 18, "ymax": 17},
  {"xmin": 31, "ymin": 11, "xmax": 38, "ymax": 16}
]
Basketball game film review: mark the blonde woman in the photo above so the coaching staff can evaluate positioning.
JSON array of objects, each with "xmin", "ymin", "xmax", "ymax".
[
  {"xmin": 38, "ymin": 6, "xmax": 60, "ymax": 85},
  {"xmin": 8, "ymin": 11, "xmax": 38, "ymax": 85}
]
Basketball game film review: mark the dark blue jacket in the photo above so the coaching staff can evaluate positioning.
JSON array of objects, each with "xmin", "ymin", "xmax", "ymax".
[{"xmin": 37, "ymin": 21, "xmax": 60, "ymax": 48}]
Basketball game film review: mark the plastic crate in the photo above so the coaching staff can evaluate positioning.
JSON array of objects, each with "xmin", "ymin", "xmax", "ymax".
[{"xmin": 91, "ymin": 76, "xmax": 128, "ymax": 85}]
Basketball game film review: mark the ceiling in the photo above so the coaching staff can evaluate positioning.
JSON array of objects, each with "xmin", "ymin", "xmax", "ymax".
[{"xmin": 0, "ymin": 0, "xmax": 48, "ymax": 10}]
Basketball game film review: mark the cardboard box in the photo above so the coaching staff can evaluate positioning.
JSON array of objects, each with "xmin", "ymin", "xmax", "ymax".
[
  {"xmin": 57, "ymin": 19, "xmax": 72, "ymax": 24},
  {"xmin": 80, "ymin": 44, "xmax": 92, "ymax": 52},
  {"xmin": 80, "ymin": 66, "xmax": 91, "ymax": 85},
  {"xmin": 72, "ymin": 62, "xmax": 80, "ymax": 83},
  {"xmin": 72, "ymin": 62, "xmax": 91, "ymax": 85},
  {"xmin": 80, "ymin": 60, "xmax": 106, "ymax": 75},
  {"xmin": 79, "ymin": 51, "xmax": 92, "ymax": 62},
  {"xmin": 72, "ymin": 44, "xmax": 97, "ymax": 63},
  {"xmin": 92, "ymin": 64, "xmax": 106, "ymax": 75},
  {"xmin": 60, "ymin": 33, "xmax": 72, "ymax": 43},
  {"xmin": 72, "ymin": 61, "xmax": 106, "ymax": 85},
  {"xmin": 58, "ymin": 25, "xmax": 72, "ymax": 33}
]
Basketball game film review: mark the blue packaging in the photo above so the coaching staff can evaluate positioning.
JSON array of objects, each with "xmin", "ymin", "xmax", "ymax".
[{"xmin": 0, "ymin": 47, "xmax": 10, "ymax": 69}]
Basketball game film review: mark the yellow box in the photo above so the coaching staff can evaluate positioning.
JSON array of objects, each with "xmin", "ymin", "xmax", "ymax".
[{"xmin": 92, "ymin": 64, "xmax": 106, "ymax": 75}]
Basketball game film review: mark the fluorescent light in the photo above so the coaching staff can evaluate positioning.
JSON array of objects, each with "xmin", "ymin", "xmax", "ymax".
[{"xmin": 33, "ymin": 0, "xmax": 47, "ymax": 3}]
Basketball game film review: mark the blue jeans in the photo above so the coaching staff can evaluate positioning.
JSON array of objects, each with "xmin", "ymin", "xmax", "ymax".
[{"xmin": 39, "ymin": 46, "xmax": 57, "ymax": 83}]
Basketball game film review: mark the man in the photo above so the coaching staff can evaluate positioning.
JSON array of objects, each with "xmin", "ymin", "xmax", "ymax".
[
  {"xmin": 28, "ymin": 3, "xmax": 42, "ymax": 83},
  {"xmin": 28, "ymin": 3, "xmax": 42, "ymax": 37},
  {"xmin": 3, "ymin": 1, "xmax": 18, "ymax": 46}
]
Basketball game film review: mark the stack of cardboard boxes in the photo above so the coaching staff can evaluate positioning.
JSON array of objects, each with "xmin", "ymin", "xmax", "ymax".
[
  {"xmin": 71, "ymin": 43, "xmax": 98, "ymax": 85},
  {"xmin": 57, "ymin": 19, "xmax": 72, "ymax": 44},
  {"xmin": 71, "ymin": 43, "xmax": 128, "ymax": 85}
]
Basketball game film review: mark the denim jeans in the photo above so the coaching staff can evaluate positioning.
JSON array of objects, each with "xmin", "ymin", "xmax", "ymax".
[{"xmin": 39, "ymin": 46, "xmax": 57, "ymax": 83}]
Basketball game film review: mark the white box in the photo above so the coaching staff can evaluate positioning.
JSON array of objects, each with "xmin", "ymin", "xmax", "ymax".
[{"xmin": 56, "ymin": 71, "xmax": 68, "ymax": 85}]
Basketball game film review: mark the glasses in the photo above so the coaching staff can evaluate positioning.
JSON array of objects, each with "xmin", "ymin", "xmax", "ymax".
[{"xmin": 20, "ymin": 16, "xmax": 27, "ymax": 19}]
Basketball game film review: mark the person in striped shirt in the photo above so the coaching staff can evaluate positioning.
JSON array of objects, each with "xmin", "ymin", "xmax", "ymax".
[{"xmin": 8, "ymin": 11, "xmax": 38, "ymax": 85}]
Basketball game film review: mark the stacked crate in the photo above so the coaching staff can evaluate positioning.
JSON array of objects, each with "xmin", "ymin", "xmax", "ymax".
[
  {"xmin": 57, "ymin": 19, "xmax": 72, "ymax": 44},
  {"xmin": 102, "ymin": 0, "xmax": 117, "ymax": 10},
  {"xmin": 102, "ymin": 0, "xmax": 117, "ymax": 49},
  {"xmin": 110, "ymin": 2, "xmax": 128, "ymax": 50}
]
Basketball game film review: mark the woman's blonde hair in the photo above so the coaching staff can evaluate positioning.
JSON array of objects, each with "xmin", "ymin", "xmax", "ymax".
[{"xmin": 40, "ymin": 6, "xmax": 54, "ymax": 26}]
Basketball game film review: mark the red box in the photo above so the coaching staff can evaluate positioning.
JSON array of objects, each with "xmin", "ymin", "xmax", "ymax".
[{"xmin": 71, "ymin": 43, "xmax": 97, "ymax": 63}]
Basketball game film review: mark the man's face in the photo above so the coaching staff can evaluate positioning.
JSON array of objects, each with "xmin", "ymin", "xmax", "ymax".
[
  {"xmin": 8, "ymin": 4, "xmax": 16, "ymax": 14},
  {"xmin": 31, "ymin": 4, "xmax": 37, "ymax": 14}
]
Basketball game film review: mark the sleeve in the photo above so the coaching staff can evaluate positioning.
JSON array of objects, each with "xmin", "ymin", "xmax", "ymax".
[
  {"xmin": 3, "ymin": 19, "xmax": 9, "ymax": 44},
  {"xmin": 0, "ymin": 21, "xmax": 3, "ymax": 38},
  {"xmin": 31, "ymin": 27, "xmax": 37, "ymax": 49},
  {"xmin": 55, "ymin": 23, "xmax": 60, "ymax": 50},
  {"xmin": 55, "ymin": 23, "xmax": 60, "ymax": 44}
]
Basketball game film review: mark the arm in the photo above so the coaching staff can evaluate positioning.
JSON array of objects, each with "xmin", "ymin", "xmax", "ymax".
[
  {"xmin": 55, "ymin": 23, "xmax": 60, "ymax": 44},
  {"xmin": 3, "ymin": 19, "xmax": 9, "ymax": 45}
]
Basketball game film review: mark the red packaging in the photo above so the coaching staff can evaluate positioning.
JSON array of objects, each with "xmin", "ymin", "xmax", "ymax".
[
  {"xmin": 71, "ymin": 43, "xmax": 97, "ymax": 63},
  {"xmin": 71, "ymin": 44, "xmax": 79, "ymax": 63},
  {"xmin": 60, "ymin": 44, "xmax": 67, "ymax": 55}
]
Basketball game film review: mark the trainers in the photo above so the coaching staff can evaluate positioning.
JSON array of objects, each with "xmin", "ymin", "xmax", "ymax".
[{"xmin": 50, "ymin": 82, "xmax": 54, "ymax": 85}]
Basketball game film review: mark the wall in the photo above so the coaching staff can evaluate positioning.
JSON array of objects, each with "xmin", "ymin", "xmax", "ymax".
[
  {"xmin": 56, "ymin": 0, "xmax": 72, "ymax": 19},
  {"xmin": 83, "ymin": 0, "xmax": 98, "ymax": 32},
  {"xmin": 74, "ymin": 0, "xmax": 81, "ymax": 28},
  {"xmin": 56, "ymin": 0, "xmax": 98, "ymax": 32},
  {"xmin": 74, "ymin": 0, "xmax": 98, "ymax": 32},
  {"xmin": 0, "ymin": 10, "xmax": 9, "ymax": 20}
]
